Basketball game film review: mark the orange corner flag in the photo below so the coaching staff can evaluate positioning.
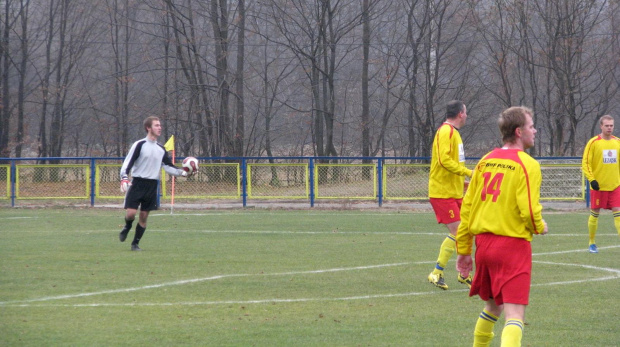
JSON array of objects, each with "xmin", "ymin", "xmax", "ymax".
[{"xmin": 164, "ymin": 135, "xmax": 175, "ymax": 151}]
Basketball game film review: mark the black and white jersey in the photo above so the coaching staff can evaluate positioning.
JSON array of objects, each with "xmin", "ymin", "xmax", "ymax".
[{"xmin": 120, "ymin": 137, "xmax": 184, "ymax": 180}]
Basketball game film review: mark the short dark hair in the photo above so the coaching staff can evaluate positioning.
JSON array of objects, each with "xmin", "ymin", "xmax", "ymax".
[
  {"xmin": 599, "ymin": 115, "xmax": 613, "ymax": 125},
  {"xmin": 498, "ymin": 106, "xmax": 533, "ymax": 143},
  {"xmin": 446, "ymin": 100, "xmax": 465, "ymax": 119},
  {"xmin": 143, "ymin": 116, "xmax": 160, "ymax": 132}
]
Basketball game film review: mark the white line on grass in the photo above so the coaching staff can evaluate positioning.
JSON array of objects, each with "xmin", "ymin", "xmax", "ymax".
[
  {"xmin": 0, "ymin": 262, "xmax": 416, "ymax": 306},
  {"xmin": 534, "ymin": 244, "xmax": 620, "ymax": 255},
  {"xmin": 5, "ymin": 259, "xmax": 620, "ymax": 308},
  {"xmin": 7, "ymin": 291, "xmax": 452, "ymax": 307},
  {"xmin": 146, "ymin": 229, "xmax": 620, "ymax": 237},
  {"xmin": 149, "ymin": 212, "xmax": 418, "ymax": 217},
  {"xmin": 2, "ymin": 247, "xmax": 619, "ymax": 308}
]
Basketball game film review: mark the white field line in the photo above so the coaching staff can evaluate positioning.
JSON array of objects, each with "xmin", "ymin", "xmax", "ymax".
[
  {"xmin": 533, "ymin": 245, "xmax": 620, "ymax": 255},
  {"xmin": 149, "ymin": 212, "xmax": 425, "ymax": 217},
  {"xmin": 1, "ymin": 245, "xmax": 619, "ymax": 308},
  {"xmin": 2, "ymin": 228, "xmax": 618, "ymax": 238},
  {"xmin": 172, "ymin": 230, "xmax": 616, "ymax": 237},
  {"xmin": 0, "ymin": 262, "xmax": 415, "ymax": 306},
  {"xmin": 7, "ymin": 291, "xmax": 448, "ymax": 308}
]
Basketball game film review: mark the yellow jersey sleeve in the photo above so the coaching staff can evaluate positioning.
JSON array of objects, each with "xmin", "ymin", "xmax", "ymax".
[
  {"xmin": 428, "ymin": 123, "xmax": 472, "ymax": 199},
  {"xmin": 456, "ymin": 148, "xmax": 545, "ymax": 256},
  {"xmin": 581, "ymin": 135, "xmax": 620, "ymax": 191}
]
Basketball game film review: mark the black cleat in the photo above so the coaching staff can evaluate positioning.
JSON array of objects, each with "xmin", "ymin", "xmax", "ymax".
[
  {"xmin": 119, "ymin": 227, "xmax": 129, "ymax": 242},
  {"xmin": 131, "ymin": 244, "xmax": 142, "ymax": 251}
]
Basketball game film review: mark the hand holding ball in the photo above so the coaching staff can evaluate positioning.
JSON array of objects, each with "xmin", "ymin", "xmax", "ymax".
[
  {"xmin": 120, "ymin": 179, "xmax": 131, "ymax": 193},
  {"xmin": 182, "ymin": 157, "xmax": 199, "ymax": 176}
]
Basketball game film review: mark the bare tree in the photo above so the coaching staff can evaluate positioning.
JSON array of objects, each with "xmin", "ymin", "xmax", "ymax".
[
  {"xmin": 105, "ymin": 0, "xmax": 133, "ymax": 155},
  {"xmin": 14, "ymin": 0, "xmax": 30, "ymax": 157},
  {"xmin": 0, "ymin": 0, "xmax": 13, "ymax": 158},
  {"xmin": 210, "ymin": 0, "xmax": 233, "ymax": 156},
  {"xmin": 361, "ymin": 0, "xmax": 370, "ymax": 160},
  {"xmin": 47, "ymin": 0, "xmax": 94, "ymax": 158},
  {"xmin": 397, "ymin": 0, "xmax": 476, "ymax": 158},
  {"xmin": 533, "ymin": 0, "xmax": 614, "ymax": 155},
  {"xmin": 233, "ymin": 0, "xmax": 246, "ymax": 157},
  {"xmin": 165, "ymin": 0, "xmax": 216, "ymax": 157},
  {"xmin": 2, "ymin": 0, "xmax": 620, "ymax": 159}
]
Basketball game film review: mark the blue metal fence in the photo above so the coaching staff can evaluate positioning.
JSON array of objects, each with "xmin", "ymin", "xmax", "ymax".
[{"xmin": 0, "ymin": 156, "xmax": 588, "ymax": 208}]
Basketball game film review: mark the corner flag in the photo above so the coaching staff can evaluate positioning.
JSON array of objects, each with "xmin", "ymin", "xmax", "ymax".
[
  {"xmin": 164, "ymin": 135, "xmax": 176, "ymax": 214},
  {"xmin": 164, "ymin": 135, "xmax": 175, "ymax": 151}
]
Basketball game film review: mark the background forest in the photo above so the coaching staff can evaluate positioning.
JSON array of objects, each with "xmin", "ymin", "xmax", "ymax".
[{"xmin": 0, "ymin": 0, "xmax": 618, "ymax": 159}]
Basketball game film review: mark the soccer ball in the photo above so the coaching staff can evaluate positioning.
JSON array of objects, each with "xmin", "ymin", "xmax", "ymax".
[{"xmin": 182, "ymin": 156, "xmax": 199, "ymax": 174}]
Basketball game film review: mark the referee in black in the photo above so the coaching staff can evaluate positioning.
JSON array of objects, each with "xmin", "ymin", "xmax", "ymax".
[{"xmin": 119, "ymin": 116, "xmax": 192, "ymax": 251}]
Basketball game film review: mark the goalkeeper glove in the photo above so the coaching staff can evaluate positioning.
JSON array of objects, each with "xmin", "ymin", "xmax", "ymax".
[
  {"xmin": 181, "ymin": 168, "xmax": 198, "ymax": 177},
  {"xmin": 120, "ymin": 178, "xmax": 131, "ymax": 193},
  {"xmin": 590, "ymin": 180, "xmax": 600, "ymax": 191}
]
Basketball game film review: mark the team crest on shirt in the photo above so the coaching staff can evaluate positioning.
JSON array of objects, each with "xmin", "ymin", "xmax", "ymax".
[
  {"xmin": 603, "ymin": 149, "xmax": 617, "ymax": 164},
  {"xmin": 603, "ymin": 149, "xmax": 618, "ymax": 164},
  {"xmin": 459, "ymin": 144, "xmax": 465, "ymax": 162}
]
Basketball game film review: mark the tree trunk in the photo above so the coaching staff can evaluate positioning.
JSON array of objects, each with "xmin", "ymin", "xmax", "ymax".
[
  {"xmin": 234, "ymin": 0, "xmax": 245, "ymax": 157},
  {"xmin": 361, "ymin": 0, "xmax": 370, "ymax": 160},
  {"xmin": 49, "ymin": 0, "xmax": 68, "ymax": 158},
  {"xmin": 15, "ymin": 0, "xmax": 29, "ymax": 157},
  {"xmin": 0, "ymin": 0, "xmax": 11, "ymax": 158},
  {"xmin": 211, "ymin": 0, "xmax": 232, "ymax": 156}
]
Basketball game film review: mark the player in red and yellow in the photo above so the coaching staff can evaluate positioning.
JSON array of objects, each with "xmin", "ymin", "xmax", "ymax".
[
  {"xmin": 427, "ymin": 100, "xmax": 473, "ymax": 290},
  {"xmin": 456, "ymin": 106, "xmax": 548, "ymax": 347},
  {"xmin": 581, "ymin": 115, "xmax": 620, "ymax": 253}
]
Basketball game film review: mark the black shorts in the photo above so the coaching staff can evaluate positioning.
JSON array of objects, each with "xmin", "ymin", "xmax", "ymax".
[{"xmin": 124, "ymin": 177, "xmax": 159, "ymax": 211}]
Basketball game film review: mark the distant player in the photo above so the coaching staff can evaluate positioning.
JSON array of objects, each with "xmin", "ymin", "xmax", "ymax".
[
  {"xmin": 427, "ymin": 100, "xmax": 473, "ymax": 290},
  {"xmin": 581, "ymin": 115, "xmax": 620, "ymax": 253},
  {"xmin": 119, "ymin": 116, "xmax": 192, "ymax": 251},
  {"xmin": 456, "ymin": 106, "xmax": 548, "ymax": 347}
]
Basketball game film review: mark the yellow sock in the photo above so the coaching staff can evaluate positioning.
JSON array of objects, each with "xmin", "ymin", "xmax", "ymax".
[
  {"xmin": 501, "ymin": 319, "xmax": 524, "ymax": 347},
  {"xmin": 588, "ymin": 211, "xmax": 599, "ymax": 245},
  {"xmin": 614, "ymin": 212, "xmax": 620, "ymax": 237},
  {"xmin": 473, "ymin": 309, "xmax": 498, "ymax": 347},
  {"xmin": 433, "ymin": 235, "xmax": 456, "ymax": 275}
]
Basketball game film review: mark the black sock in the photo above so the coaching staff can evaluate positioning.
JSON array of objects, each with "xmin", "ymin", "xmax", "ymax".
[
  {"xmin": 124, "ymin": 218, "xmax": 134, "ymax": 231},
  {"xmin": 132, "ymin": 224, "xmax": 146, "ymax": 245}
]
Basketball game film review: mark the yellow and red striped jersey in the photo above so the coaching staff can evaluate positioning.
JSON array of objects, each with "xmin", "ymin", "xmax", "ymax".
[
  {"xmin": 456, "ymin": 148, "xmax": 545, "ymax": 256},
  {"xmin": 581, "ymin": 135, "xmax": 620, "ymax": 191},
  {"xmin": 428, "ymin": 123, "xmax": 472, "ymax": 199}
]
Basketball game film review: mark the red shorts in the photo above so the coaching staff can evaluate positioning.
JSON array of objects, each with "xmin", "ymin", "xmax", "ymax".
[
  {"xmin": 470, "ymin": 233, "xmax": 532, "ymax": 306},
  {"xmin": 430, "ymin": 198, "xmax": 462, "ymax": 224},
  {"xmin": 590, "ymin": 186, "xmax": 620, "ymax": 209}
]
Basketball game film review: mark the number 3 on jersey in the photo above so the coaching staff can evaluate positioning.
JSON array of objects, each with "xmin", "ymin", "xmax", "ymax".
[{"xmin": 481, "ymin": 172, "xmax": 504, "ymax": 202}]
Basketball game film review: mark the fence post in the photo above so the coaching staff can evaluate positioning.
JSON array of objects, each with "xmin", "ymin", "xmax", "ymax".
[
  {"xmin": 10, "ymin": 159, "xmax": 15, "ymax": 207},
  {"xmin": 309, "ymin": 158, "xmax": 315, "ymax": 207},
  {"xmin": 242, "ymin": 158, "xmax": 247, "ymax": 208},
  {"xmin": 377, "ymin": 158, "xmax": 383, "ymax": 207},
  {"xmin": 90, "ymin": 158, "xmax": 96, "ymax": 207}
]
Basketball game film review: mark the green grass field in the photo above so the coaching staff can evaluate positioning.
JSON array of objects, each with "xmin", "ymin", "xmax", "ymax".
[{"xmin": 1, "ymin": 208, "xmax": 619, "ymax": 346}]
